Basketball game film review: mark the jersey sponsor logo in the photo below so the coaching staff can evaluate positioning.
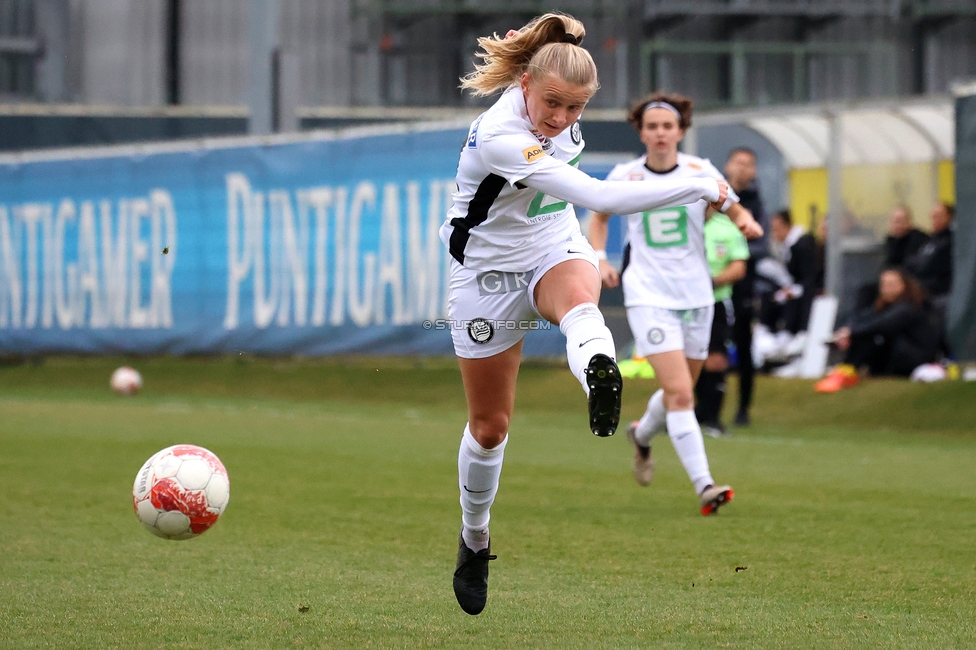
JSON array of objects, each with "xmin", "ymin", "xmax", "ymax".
[
  {"xmin": 468, "ymin": 318, "xmax": 494, "ymax": 344},
  {"xmin": 686, "ymin": 162, "xmax": 702, "ymax": 170},
  {"xmin": 628, "ymin": 172, "xmax": 644, "ymax": 181},
  {"xmin": 642, "ymin": 206, "xmax": 689, "ymax": 248},
  {"xmin": 527, "ymin": 192, "xmax": 568, "ymax": 219},
  {"xmin": 570, "ymin": 121, "xmax": 581, "ymax": 145},
  {"xmin": 648, "ymin": 328, "xmax": 665, "ymax": 345},
  {"xmin": 522, "ymin": 145, "xmax": 545, "ymax": 163},
  {"xmin": 476, "ymin": 270, "xmax": 534, "ymax": 296},
  {"xmin": 526, "ymin": 153, "xmax": 581, "ymax": 219},
  {"xmin": 466, "ymin": 115, "xmax": 483, "ymax": 149}
]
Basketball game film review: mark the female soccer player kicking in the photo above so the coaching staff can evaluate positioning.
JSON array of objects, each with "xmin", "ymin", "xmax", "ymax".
[
  {"xmin": 444, "ymin": 15, "xmax": 729, "ymax": 615},
  {"xmin": 588, "ymin": 93, "xmax": 762, "ymax": 516}
]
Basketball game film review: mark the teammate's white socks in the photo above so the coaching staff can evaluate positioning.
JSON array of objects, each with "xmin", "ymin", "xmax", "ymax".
[
  {"xmin": 666, "ymin": 410, "xmax": 714, "ymax": 495},
  {"xmin": 634, "ymin": 388, "xmax": 666, "ymax": 445},
  {"xmin": 458, "ymin": 424, "xmax": 506, "ymax": 552},
  {"xmin": 559, "ymin": 302, "xmax": 616, "ymax": 393}
]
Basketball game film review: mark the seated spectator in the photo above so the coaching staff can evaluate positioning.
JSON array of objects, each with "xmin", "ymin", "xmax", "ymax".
[
  {"xmin": 905, "ymin": 202, "xmax": 953, "ymax": 301},
  {"xmin": 815, "ymin": 268, "xmax": 939, "ymax": 393},
  {"xmin": 885, "ymin": 205, "xmax": 928, "ymax": 267},
  {"xmin": 855, "ymin": 205, "xmax": 930, "ymax": 309},
  {"xmin": 752, "ymin": 210, "xmax": 818, "ymax": 367}
]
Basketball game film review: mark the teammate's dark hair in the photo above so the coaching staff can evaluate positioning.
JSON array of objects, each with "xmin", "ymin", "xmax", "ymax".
[{"xmin": 627, "ymin": 92, "xmax": 693, "ymax": 131}]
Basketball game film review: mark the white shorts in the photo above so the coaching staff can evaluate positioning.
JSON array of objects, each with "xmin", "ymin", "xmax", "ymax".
[
  {"xmin": 627, "ymin": 304, "xmax": 714, "ymax": 361},
  {"xmin": 447, "ymin": 234, "xmax": 599, "ymax": 359}
]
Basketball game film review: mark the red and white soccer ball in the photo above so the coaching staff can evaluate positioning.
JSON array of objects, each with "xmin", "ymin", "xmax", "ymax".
[
  {"xmin": 111, "ymin": 366, "xmax": 143, "ymax": 395},
  {"xmin": 132, "ymin": 444, "xmax": 230, "ymax": 540}
]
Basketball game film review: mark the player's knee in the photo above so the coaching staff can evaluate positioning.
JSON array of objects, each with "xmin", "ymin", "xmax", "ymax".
[
  {"xmin": 469, "ymin": 414, "xmax": 510, "ymax": 449},
  {"xmin": 663, "ymin": 387, "xmax": 695, "ymax": 412},
  {"xmin": 704, "ymin": 353, "xmax": 728, "ymax": 372}
]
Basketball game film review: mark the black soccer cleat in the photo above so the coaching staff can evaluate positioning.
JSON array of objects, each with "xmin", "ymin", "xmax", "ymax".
[
  {"xmin": 453, "ymin": 533, "xmax": 496, "ymax": 615},
  {"xmin": 585, "ymin": 354, "xmax": 622, "ymax": 437}
]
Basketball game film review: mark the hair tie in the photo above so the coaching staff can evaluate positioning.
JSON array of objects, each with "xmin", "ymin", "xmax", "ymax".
[{"xmin": 562, "ymin": 33, "xmax": 579, "ymax": 45}]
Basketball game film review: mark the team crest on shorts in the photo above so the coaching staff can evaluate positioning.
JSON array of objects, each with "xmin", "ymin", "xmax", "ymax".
[
  {"xmin": 570, "ymin": 121, "xmax": 581, "ymax": 145},
  {"xmin": 648, "ymin": 328, "xmax": 665, "ymax": 345},
  {"xmin": 468, "ymin": 318, "xmax": 494, "ymax": 344}
]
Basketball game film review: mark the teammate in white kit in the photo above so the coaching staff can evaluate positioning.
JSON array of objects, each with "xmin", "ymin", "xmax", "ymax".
[
  {"xmin": 445, "ymin": 17, "xmax": 730, "ymax": 615},
  {"xmin": 588, "ymin": 92, "xmax": 762, "ymax": 516}
]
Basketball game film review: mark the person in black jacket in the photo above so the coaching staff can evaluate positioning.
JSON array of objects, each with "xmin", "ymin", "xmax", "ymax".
[
  {"xmin": 725, "ymin": 147, "xmax": 767, "ymax": 425},
  {"xmin": 815, "ymin": 268, "xmax": 939, "ymax": 392},
  {"xmin": 885, "ymin": 205, "xmax": 929, "ymax": 267},
  {"xmin": 906, "ymin": 202, "xmax": 953, "ymax": 299},
  {"xmin": 855, "ymin": 205, "xmax": 929, "ymax": 309},
  {"xmin": 758, "ymin": 209, "xmax": 818, "ymax": 336}
]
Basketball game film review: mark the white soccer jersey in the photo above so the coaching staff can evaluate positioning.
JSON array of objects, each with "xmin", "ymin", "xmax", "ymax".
[
  {"xmin": 440, "ymin": 87, "xmax": 584, "ymax": 271},
  {"xmin": 440, "ymin": 87, "xmax": 723, "ymax": 273},
  {"xmin": 611, "ymin": 153, "xmax": 737, "ymax": 310}
]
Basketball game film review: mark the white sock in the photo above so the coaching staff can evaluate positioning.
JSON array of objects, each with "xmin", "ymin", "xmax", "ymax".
[
  {"xmin": 666, "ymin": 410, "xmax": 714, "ymax": 494},
  {"xmin": 634, "ymin": 389, "xmax": 665, "ymax": 445},
  {"xmin": 559, "ymin": 302, "xmax": 616, "ymax": 393},
  {"xmin": 458, "ymin": 424, "xmax": 506, "ymax": 551}
]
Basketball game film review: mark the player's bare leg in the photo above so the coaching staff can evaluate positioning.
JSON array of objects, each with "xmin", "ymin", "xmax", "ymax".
[
  {"xmin": 453, "ymin": 340, "xmax": 521, "ymax": 615},
  {"xmin": 646, "ymin": 351, "xmax": 731, "ymax": 513}
]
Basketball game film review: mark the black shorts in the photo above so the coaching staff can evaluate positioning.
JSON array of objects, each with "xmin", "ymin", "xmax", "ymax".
[{"xmin": 708, "ymin": 300, "xmax": 729, "ymax": 355}]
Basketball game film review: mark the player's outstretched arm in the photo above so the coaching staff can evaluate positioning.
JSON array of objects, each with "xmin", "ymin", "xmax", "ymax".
[
  {"xmin": 523, "ymin": 161, "xmax": 724, "ymax": 215},
  {"xmin": 724, "ymin": 202, "xmax": 764, "ymax": 240}
]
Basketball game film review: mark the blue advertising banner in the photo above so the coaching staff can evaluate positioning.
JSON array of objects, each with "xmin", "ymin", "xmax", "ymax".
[{"xmin": 0, "ymin": 124, "xmax": 579, "ymax": 357}]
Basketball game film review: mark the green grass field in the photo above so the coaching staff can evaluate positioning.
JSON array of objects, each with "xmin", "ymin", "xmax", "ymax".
[{"xmin": 1, "ymin": 356, "xmax": 974, "ymax": 649}]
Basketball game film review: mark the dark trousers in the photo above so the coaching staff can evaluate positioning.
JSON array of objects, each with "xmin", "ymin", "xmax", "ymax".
[
  {"xmin": 730, "ymin": 260, "xmax": 755, "ymax": 416},
  {"xmin": 759, "ymin": 293, "xmax": 812, "ymax": 336},
  {"xmin": 844, "ymin": 333, "xmax": 929, "ymax": 377},
  {"xmin": 695, "ymin": 302, "xmax": 728, "ymax": 427}
]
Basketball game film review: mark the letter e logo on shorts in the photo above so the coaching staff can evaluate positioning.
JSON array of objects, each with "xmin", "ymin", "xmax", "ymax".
[
  {"xmin": 468, "ymin": 318, "xmax": 494, "ymax": 344},
  {"xmin": 648, "ymin": 328, "xmax": 665, "ymax": 345},
  {"xmin": 522, "ymin": 146, "xmax": 545, "ymax": 163}
]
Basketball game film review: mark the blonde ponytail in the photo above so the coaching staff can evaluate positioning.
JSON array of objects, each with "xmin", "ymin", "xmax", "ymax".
[{"xmin": 460, "ymin": 12, "xmax": 598, "ymax": 97}]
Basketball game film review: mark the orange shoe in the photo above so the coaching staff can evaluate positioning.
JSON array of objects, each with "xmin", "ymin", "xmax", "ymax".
[{"xmin": 815, "ymin": 365, "xmax": 859, "ymax": 393}]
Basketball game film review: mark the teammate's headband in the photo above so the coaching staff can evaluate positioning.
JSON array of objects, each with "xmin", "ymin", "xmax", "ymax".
[{"xmin": 643, "ymin": 101, "xmax": 681, "ymax": 120}]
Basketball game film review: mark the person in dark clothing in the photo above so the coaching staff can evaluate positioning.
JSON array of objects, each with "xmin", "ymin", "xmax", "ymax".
[
  {"xmin": 885, "ymin": 206, "xmax": 929, "ymax": 267},
  {"xmin": 758, "ymin": 210, "xmax": 818, "ymax": 336},
  {"xmin": 855, "ymin": 205, "xmax": 929, "ymax": 309},
  {"xmin": 725, "ymin": 147, "xmax": 767, "ymax": 426},
  {"xmin": 905, "ymin": 202, "xmax": 953, "ymax": 299},
  {"xmin": 815, "ymin": 268, "xmax": 939, "ymax": 392}
]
